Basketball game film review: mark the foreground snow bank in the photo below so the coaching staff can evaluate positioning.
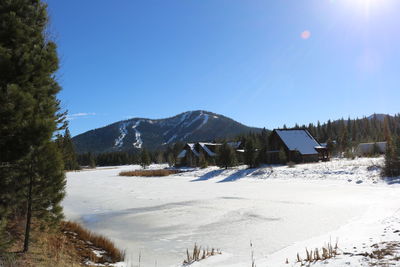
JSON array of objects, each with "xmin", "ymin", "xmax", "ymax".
[{"xmin": 63, "ymin": 158, "xmax": 400, "ymax": 267}]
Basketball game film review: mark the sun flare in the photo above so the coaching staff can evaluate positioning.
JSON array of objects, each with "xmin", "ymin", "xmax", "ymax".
[
  {"xmin": 341, "ymin": 0, "xmax": 392, "ymax": 17},
  {"xmin": 346, "ymin": 0, "xmax": 387, "ymax": 10}
]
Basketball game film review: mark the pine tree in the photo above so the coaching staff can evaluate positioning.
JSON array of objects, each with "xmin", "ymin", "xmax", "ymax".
[
  {"xmin": 155, "ymin": 151, "xmax": 165, "ymax": 164},
  {"xmin": 278, "ymin": 147, "xmax": 287, "ymax": 164},
  {"xmin": 382, "ymin": 118, "xmax": 400, "ymax": 177},
  {"xmin": 0, "ymin": 0, "xmax": 65, "ymax": 251},
  {"xmin": 326, "ymin": 138, "xmax": 335, "ymax": 157},
  {"xmin": 20, "ymin": 142, "xmax": 66, "ymax": 252},
  {"xmin": 339, "ymin": 125, "xmax": 348, "ymax": 152},
  {"xmin": 56, "ymin": 128, "xmax": 79, "ymax": 170},
  {"xmin": 167, "ymin": 152, "xmax": 175, "ymax": 167},
  {"xmin": 244, "ymin": 138, "xmax": 258, "ymax": 168},
  {"xmin": 198, "ymin": 152, "xmax": 208, "ymax": 169},
  {"xmin": 88, "ymin": 152, "xmax": 96, "ymax": 168},
  {"xmin": 140, "ymin": 149, "xmax": 151, "ymax": 169},
  {"xmin": 216, "ymin": 142, "xmax": 237, "ymax": 169}
]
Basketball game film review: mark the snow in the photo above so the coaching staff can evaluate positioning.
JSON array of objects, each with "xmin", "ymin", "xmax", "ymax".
[
  {"xmin": 163, "ymin": 111, "xmax": 193, "ymax": 136},
  {"xmin": 177, "ymin": 150, "xmax": 187, "ymax": 158},
  {"xmin": 166, "ymin": 134, "xmax": 178, "ymax": 144},
  {"xmin": 132, "ymin": 120, "xmax": 143, "ymax": 149},
  {"xmin": 183, "ymin": 113, "xmax": 209, "ymax": 139},
  {"xmin": 63, "ymin": 157, "xmax": 400, "ymax": 267},
  {"xmin": 276, "ymin": 129, "xmax": 321, "ymax": 155},
  {"xmin": 114, "ymin": 122, "xmax": 129, "ymax": 148},
  {"xmin": 198, "ymin": 142, "xmax": 216, "ymax": 157}
]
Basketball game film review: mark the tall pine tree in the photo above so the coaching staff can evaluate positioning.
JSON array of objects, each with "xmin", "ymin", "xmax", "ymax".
[{"xmin": 0, "ymin": 0, "xmax": 65, "ymax": 251}]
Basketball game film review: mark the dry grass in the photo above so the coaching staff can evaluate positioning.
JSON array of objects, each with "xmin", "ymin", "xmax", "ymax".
[
  {"xmin": 291, "ymin": 239, "xmax": 339, "ymax": 265},
  {"xmin": 350, "ymin": 241, "xmax": 400, "ymax": 266},
  {"xmin": 62, "ymin": 221, "xmax": 125, "ymax": 263},
  {"xmin": 1, "ymin": 223, "xmax": 81, "ymax": 267},
  {"xmin": 119, "ymin": 169, "xmax": 181, "ymax": 177},
  {"xmin": 182, "ymin": 243, "xmax": 221, "ymax": 265},
  {"xmin": 1, "ymin": 219, "xmax": 124, "ymax": 266}
]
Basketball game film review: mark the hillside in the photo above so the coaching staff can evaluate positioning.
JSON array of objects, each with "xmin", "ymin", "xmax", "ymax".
[{"xmin": 72, "ymin": 110, "xmax": 261, "ymax": 153}]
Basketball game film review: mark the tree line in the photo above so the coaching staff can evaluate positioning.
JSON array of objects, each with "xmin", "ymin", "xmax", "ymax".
[{"xmin": 72, "ymin": 115, "xmax": 400, "ymax": 177}]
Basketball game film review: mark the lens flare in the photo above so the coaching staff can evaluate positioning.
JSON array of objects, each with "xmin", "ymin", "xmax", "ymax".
[{"xmin": 301, "ymin": 30, "xmax": 311, "ymax": 40}]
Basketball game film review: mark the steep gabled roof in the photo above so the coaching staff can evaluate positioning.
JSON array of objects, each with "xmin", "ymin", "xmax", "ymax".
[
  {"xmin": 198, "ymin": 142, "xmax": 217, "ymax": 157},
  {"xmin": 275, "ymin": 129, "xmax": 320, "ymax": 155}
]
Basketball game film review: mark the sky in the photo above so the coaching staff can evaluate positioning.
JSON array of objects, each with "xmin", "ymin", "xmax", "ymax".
[{"xmin": 45, "ymin": 0, "xmax": 400, "ymax": 136}]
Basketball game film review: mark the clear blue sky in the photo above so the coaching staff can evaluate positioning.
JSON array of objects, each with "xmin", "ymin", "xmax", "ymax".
[{"xmin": 46, "ymin": 0, "xmax": 400, "ymax": 136}]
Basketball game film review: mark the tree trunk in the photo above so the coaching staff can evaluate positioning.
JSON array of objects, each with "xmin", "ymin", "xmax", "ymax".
[{"xmin": 23, "ymin": 174, "xmax": 33, "ymax": 253}]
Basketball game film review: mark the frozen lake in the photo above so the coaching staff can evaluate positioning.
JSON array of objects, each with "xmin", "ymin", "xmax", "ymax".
[{"xmin": 62, "ymin": 159, "xmax": 399, "ymax": 266}]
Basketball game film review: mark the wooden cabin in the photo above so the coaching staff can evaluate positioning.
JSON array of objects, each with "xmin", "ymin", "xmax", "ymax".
[
  {"xmin": 177, "ymin": 141, "xmax": 242, "ymax": 166},
  {"xmin": 268, "ymin": 129, "xmax": 328, "ymax": 163}
]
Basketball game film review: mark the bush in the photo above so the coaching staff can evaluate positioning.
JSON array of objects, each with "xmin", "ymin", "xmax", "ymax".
[
  {"xmin": 287, "ymin": 161, "xmax": 296, "ymax": 168},
  {"xmin": 119, "ymin": 169, "xmax": 181, "ymax": 177}
]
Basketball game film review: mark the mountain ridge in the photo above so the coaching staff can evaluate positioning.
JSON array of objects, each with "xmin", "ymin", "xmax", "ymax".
[{"xmin": 72, "ymin": 110, "xmax": 262, "ymax": 153}]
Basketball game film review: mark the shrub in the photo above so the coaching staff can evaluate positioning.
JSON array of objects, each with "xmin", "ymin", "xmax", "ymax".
[
  {"xmin": 287, "ymin": 161, "xmax": 296, "ymax": 168},
  {"xmin": 119, "ymin": 169, "xmax": 181, "ymax": 177}
]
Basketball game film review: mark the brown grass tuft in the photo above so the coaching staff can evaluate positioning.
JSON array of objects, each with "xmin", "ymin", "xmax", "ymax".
[
  {"xmin": 61, "ymin": 221, "xmax": 124, "ymax": 263},
  {"xmin": 183, "ymin": 243, "xmax": 221, "ymax": 265},
  {"xmin": 119, "ymin": 169, "xmax": 181, "ymax": 177},
  {"xmin": 295, "ymin": 239, "xmax": 339, "ymax": 264}
]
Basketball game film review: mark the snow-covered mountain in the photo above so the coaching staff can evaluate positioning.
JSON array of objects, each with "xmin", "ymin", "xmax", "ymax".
[{"xmin": 72, "ymin": 110, "xmax": 261, "ymax": 153}]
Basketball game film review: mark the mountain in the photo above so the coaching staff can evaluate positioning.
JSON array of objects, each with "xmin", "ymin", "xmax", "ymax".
[
  {"xmin": 367, "ymin": 113, "xmax": 391, "ymax": 122},
  {"xmin": 72, "ymin": 110, "xmax": 262, "ymax": 153}
]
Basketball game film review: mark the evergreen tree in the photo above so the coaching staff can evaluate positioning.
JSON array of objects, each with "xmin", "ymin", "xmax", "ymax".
[
  {"xmin": 339, "ymin": 125, "xmax": 348, "ymax": 152},
  {"xmin": 20, "ymin": 142, "xmax": 66, "ymax": 252},
  {"xmin": 244, "ymin": 138, "xmax": 258, "ymax": 168},
  {"xmin": 216, "ymin": 142, "xmax": 237, "ymax": 169},
  {"xmin": 88, "ymin": 152, "xmax": 96, "ymax": 168},
  {"xmin": 382, "ymin": 131, "xmax": 400, "ymax": 178},
  {"xmin": 326, "ymin": 138, "xmax": 336, "ymax": 157},
  {"xmin": 0, "ymin": 0, "xmax": 65, "ymax": 252},
  {"xmin": 278, "ymin": 147, "xmax": 287, "ymax": 164},
  {"xmin": 198, "ymin": 152, "xmax": 208, "ymax": 169},
  {"xmin": 56, "ymin": 128, "xmax": 79, "ymax": 170},
  {"xmin": 140, "ymin": 149, "xmax": 151, "ymax": 169},
  {"xmin": 167, "ymin": 152, "xmax": 175, "ymax": 167},
  {"xmin": 155, "ymin": 151, "xmax": 165, "ymax": 164}
]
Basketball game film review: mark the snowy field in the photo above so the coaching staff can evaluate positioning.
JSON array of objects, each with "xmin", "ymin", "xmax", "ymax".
[{"xmin": 62, "ymin": 158, "xmax": 400, "ymax": 267}]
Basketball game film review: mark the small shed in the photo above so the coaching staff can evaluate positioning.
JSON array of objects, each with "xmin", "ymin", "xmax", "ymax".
[{"xmin": 355, "ymin": 142, "xmax": 386, "ymax": 156}]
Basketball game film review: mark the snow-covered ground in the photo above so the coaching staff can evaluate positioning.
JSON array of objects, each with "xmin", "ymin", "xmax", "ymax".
[{"xmin": 62, "ymin": 158, "xmax": 400, "ymax": 267}]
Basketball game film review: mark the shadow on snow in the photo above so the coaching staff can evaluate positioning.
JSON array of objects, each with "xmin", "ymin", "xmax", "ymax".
[
  {"xmin": 191, "ymin": 168, "xmax": 260, "ymax": 183},
  {"xmin": 217, "ymin": 168, "xmax": 258, "ymax": 183},
  {"xmin": 191, "ymin": 169, "xmax": 224, "ymax": 182}
]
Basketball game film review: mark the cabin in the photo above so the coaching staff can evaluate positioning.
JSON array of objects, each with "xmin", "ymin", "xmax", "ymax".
[
  {"xmin": 268, "ymin": 129, "xmax": 328, "ymax": 163},
  {"xmin": 355, "ymin": 142, "xmax": 386, "ymax": 157},
  {"xmin": 177, "ymin": 141, "xmax": 242, "ymax": 166},
  {"xmin": 177, "ymin": 142, "xmax": 218, "ymax": 166}
]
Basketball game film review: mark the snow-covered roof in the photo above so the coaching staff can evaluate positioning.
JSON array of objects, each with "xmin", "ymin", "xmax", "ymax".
[
  {"xmin": 177, "ymin": 150, "xmax": 187, "ymax": 158},
  {"xmin": 227, "ymin": 141, "xmax": 242, "ymax": 149},
  {"xmin": 197, "ymin": 143, "xmax": 217, "ymax": 157},
  {"xmin": 275, "ymin": 129, "xmax": 320, "ymax": 155},
  {"xmin": 180, "ymin": 143, "xmax": 199, "ymax": 157}
]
